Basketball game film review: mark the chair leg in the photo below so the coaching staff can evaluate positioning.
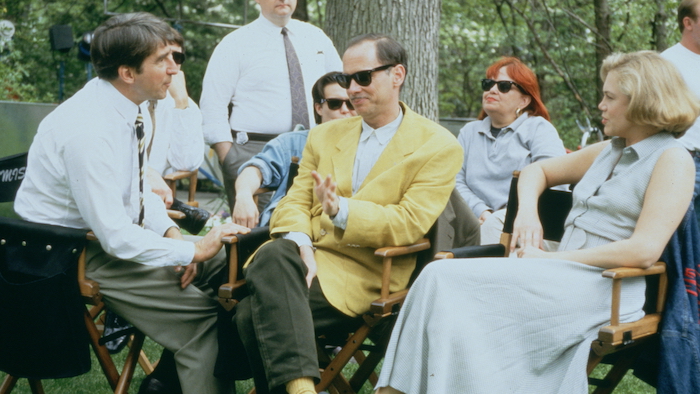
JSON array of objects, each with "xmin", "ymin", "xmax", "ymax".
[
  {"xmin": 0, "ymin": 375, "xmax": 18, "ymax": 394},
  {"xmin": 316, "ymin": 324, "xmax": 371, "ymax": 394},
  {"xmin": 348, "ymin": 349, "xmax": 383, "ymax": 392},
  {"xmin": 590, "ymin": 346, "xmax": 644, "ymax": 394},
  {"xmin": 138, "ymin": 349, "xmax": 155, "ymax": 375},
  {"xmin": 27, "ymin": 380, "xmax": 45, "ymax": 394},
  {"xmin": 84, "ymin": 308, "xmax": 120, "ymax": 390},
  {"xmin": 114, "ymin": 331, "xmax": 146, "ymax": 394}
]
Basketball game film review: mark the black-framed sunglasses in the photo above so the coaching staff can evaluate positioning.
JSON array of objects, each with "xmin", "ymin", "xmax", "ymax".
[
  {"xmin": 336, "ymin": 64, "xmax": 397, "ymax": 89},
  {"xmin": 321, "ymin": 98, "xmax": 354, "ymax": 111},
  {"xmin": 481, "ymin": 79, "xmax": 524, "ymax": 94},
  {"xmin": 172, "ymin": 51, "xmax": 186, "ymax": 65}
]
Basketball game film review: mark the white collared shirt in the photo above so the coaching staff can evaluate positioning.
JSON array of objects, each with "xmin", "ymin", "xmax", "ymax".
[
  {"xmin": 15, "ymin": 78, "xmax": 194, "ymax": 267},
  {"xmin": 200, "ymin": 16, "xmax": 342, "ymax": 145},
  {"xmin": 661, "ymin": 43, "xmax": 700, "ymax": 152},
  {"xmin": 141, "ymin": 93, "xmax": 204, "ymax": 175}
]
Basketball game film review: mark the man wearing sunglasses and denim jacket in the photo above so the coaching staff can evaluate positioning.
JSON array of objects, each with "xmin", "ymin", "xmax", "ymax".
[
  {"xmin": 230, "ymin": 34, "xmax": 463, "ymax": 394},
  {"xmin": 232, "ymin": 71, "xmax": 356, "ymax": 229}
]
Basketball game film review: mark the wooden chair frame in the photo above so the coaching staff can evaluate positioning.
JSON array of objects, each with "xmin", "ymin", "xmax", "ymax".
[
  {"xmin": 218, "ymin": 231, "xmax": 433, "ymax": 394},
  {"xmin": 163, "ymin": 169, "xmax": 199, "ymax": 207},
  {"xmin": 435, "ymin": 171, "xmax": 668, "ymax": 394}
]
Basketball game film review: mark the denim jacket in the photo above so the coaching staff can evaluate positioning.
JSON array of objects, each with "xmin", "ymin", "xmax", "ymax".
[
  {"xmin": 237, "ymin": 129, "xmax": 309, "ymax": 226},
  {"xmin": 656, "ymin": 207, "xmax": 700, "ymax": 393},
  {"xmin": 635, "ymin": 207, "xmax": 700, "ymax": 391}
]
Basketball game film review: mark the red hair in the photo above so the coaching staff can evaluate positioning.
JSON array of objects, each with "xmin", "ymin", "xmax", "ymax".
[{"xmin": 478, "ymin": 57, "xmax": 550, "ymax": 121}]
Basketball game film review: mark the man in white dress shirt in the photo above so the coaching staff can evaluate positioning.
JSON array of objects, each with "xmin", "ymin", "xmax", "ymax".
[
  {"xmin": 199, "ymin": 0, "xmax": 342, "ymax": 212},
  {"xmin": 661, "ymin": 0, "xmax": 700, "ymax": 224},
  {"xmin": 14, "ymin": 13, "xmax": 247, "ymax": 394}
]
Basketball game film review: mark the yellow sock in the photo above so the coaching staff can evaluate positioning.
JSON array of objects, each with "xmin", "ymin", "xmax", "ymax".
[{"xmin": 285, "ymin": 377, "xmax": 315, "ymax": 394}]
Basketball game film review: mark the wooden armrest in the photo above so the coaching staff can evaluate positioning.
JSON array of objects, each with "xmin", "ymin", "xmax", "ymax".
[
  {"xmin": 601, "ymin": 261, "xmax": 665, "ymax": 279},
  {"xmin": 221, "ymin": 235, "xmax": 241, "ymax": 245},
  {"xmin": 376, "ymin": 238, "xmax": 431, "ymax": 299},
  {"xmin": 364, "ymin": 289, "xmax": 409, "ymax": 326},
  {"xmin": 435, "ymin": 243, "xmax": 507, "ymax": 260},
  {"xmin": 218, "ymin": 280, "xmax": 248, "ymax": 311},
  {"xmin": 375, "ymin": 238, "xmax": 430, "ymax": 257},
  {"xmin": 592, "ymin": 314, "xmax": 661, "ymax": 355},
  {"xmin": 167, "ymin": 209, "xmax": 186, "ymax": 220},
  {"xmin": 602, "ymin": 261, "xmax": 667, "ymax": 326},
  {"xmin": 163, "ymin": 170, "xmax": 196, "ymax": 182}
]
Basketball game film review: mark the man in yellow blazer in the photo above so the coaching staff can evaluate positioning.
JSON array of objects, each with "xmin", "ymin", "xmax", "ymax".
[{"xmin": 233, "ymin": 34, "xmax": 464, "ymax": 394}]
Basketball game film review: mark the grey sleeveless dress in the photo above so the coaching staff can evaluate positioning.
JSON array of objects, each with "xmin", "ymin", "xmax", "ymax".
[{"xmin": 376, "ymin": 133, "xmax": 683, "ymax": 394}]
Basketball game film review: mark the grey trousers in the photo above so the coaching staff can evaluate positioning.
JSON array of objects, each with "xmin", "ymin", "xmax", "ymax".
[
  {"xmin": 221, "ymin": 141, "xmax": 271, "ymax": 213},
  {"xmin": 233, "ymin": 239, "xmax": 363, "ymax": 393},
  {"xmin": 85, "ymin": 238, "xmax": 232, "ymax": 394}
]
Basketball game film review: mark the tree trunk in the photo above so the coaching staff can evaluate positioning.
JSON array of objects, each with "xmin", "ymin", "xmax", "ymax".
[
  {"xmin": 652, "ymin": 0, "xmax": 668, "ymax": 52},
  {"xmin": 293, "ymin": 0, "xmax": 309, "ymax": 22},
  {"xmin": 325, "ymin": 0, "xmax": 442, "ymax": 121},
  {"xmin": 594, "ymin": 0, "xmax": 612, "ymax": 97}
]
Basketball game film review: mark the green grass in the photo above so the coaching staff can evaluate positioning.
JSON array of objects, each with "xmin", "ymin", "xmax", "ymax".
[
  {"xmin": 1, "ymin": 347, "xmax": 656, "ymax": 394},
  {"xmin": 0, "ymin": 338, "xmax": 258, "ymax": 394},
  {"xmin": 0, "ymin": 343, "xmax": 657, "ymax": 394}
]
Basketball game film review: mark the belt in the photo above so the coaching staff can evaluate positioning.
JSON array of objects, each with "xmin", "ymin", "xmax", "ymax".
[{"xmin": 231, "ymin": 130, "xmax": 277, "ymax": 142}]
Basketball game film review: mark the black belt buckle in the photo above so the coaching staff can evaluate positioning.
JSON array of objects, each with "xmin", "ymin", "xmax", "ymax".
[{"xmin": 231, "ymin": 130, "xmax": 276, "ymax": 143}]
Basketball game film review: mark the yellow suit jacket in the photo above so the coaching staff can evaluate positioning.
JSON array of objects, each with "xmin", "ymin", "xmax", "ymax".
[{"xmin": 270, "ymin": 103, "xmax": 463, "ymax": 316}]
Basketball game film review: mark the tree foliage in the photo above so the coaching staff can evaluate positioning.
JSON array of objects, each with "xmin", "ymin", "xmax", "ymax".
[
  {"xmin": 439, "ymin": 0, "xmax": 681, "ymax": 148},
  {"xmin": 1, "ymin": 0, "xmax": 683, "ymax": 149}
]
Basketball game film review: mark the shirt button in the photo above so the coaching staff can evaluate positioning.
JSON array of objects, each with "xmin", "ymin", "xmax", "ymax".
[{"xmin": 320, "ymin": 229, "xmax": 327, "ymax": 236}]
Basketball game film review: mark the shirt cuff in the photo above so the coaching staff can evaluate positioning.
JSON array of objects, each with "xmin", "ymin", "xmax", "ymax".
[
  {"xmin": 331, "ymin": 197, "xmax": 349, "ymax": 230},
  {"xmin": 283, "ymin": 232, "xmax": 313, "ymax": 248}
]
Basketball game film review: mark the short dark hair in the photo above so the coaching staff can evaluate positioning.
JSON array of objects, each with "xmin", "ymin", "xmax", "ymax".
[
  {"xmin": 91, "ymin": 12, "xmax": 182, "ymax": 80},
  {"xmin": 311, "ymin": 72, "xmax": 343, "ymax": 124},
  {"xmin": 678, "ymin": 0, "xmax": 700, "ymax": 33},
  {"xmin": 346, "ymin": 34, "xmax": 408, "ymax": 81}
]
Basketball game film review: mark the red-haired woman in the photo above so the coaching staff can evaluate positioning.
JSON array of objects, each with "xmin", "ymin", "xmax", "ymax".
[{"xmin": 455, "ymin": 57, "xmax": 567, "ymax": 245}]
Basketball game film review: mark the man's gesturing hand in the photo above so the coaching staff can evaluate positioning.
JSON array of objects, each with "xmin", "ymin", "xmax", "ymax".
[{"xmin": 312, "ymin": 171, "xmax": 339, "ymax": 218}]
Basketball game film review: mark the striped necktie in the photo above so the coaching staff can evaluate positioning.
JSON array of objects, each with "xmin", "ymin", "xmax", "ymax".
[
  {"xmin": 281, "ymin": 27, "xmax": 310, "ymax": 129},
  {"xmin": 135, "ymin": 110, "xmax": 145, "ymax": 227}
]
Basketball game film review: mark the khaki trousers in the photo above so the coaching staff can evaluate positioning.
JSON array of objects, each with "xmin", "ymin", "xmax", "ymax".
[{"xmin": 85, "ymin": 238, "xmax": 232, "ymax": 394}]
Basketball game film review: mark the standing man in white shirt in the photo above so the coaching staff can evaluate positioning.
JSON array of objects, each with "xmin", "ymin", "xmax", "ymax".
[
  {"xmin": 662, "ymin": 0, "xmax": 700, "ymax": 223},
  {"xmin": 14, "ymin": 13, "xmax": 247, "ymax": 394},
  {"xmin": 199, "ymin": 0, "xmax": 342, "ymax": 212}
]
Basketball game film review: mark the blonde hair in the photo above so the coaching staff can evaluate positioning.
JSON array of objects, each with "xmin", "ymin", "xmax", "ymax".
[{"xmin": 601, "ymin": 51, "xmax": 700, "ymax": 138}]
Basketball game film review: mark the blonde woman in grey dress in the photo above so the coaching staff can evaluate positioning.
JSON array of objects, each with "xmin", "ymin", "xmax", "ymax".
[{"xmin": 375, "ymin": 51, "xmax": 700, "ymax": 394}]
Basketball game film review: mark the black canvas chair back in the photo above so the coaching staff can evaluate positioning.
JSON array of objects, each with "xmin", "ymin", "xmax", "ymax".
[
  {"xmin": 443, "ymin": 173, "xmax": 572, "ymax": 260},
  {"xmin": 0, "ymin": 216, "xmax": 91, "ymax": 379},
  {"xmin": 502, "ymin": 175, "xmax": 573, "ymax": 242},
  {"xmin": 0, "ymin": 153, "xmax": 28, "ymax": 203}
]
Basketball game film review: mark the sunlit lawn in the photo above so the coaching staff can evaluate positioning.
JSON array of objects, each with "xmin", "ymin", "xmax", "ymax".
[{"xmin": 1, "ymin": 340, "xmax": 655, "ymax": 394}]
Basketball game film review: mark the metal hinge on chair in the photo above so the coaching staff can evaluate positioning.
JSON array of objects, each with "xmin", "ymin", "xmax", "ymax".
[{"xmin": 622, "ymin": 330, "xmax": 634, "ymax": 346}]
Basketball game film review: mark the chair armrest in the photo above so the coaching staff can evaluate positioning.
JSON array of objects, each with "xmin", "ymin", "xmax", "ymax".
[
  {"xmin": 167, "ymin": 210, "xmax": 186, "ymax": 220},
  {"xmin": 601, "ymin": 262, "xmax": 666, "ymax": 279},
  {"xmin": 364, "ymin": 289, "xmax": 409, "ymax": 326},
  {"xmin": 375, "ymin": 238, "xmax": 431, "ymax": 257},
  {"xmin": 593, "ymin": 314, "xmax": 662, "ymax": 355},
  {"xmin": 218, "ymin": 226, "xmax": 271, "ymax": 311},
  {"xmin": 434, "ymin": 243, "xmax": 507, "ymax": 260},
  {"xmin": 375, "ymin": 238, "xmax": 431, "ymax": 300},
  {"xmin": 163, "ymin": 170, "xmax": 196, "ymax": 182},
  {"xmin": 602, "ymin": 261, "xmax": 667, "ymax": 326}
]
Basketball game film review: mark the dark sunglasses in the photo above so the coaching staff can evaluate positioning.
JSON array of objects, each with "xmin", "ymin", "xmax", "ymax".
[
  {"xmin": 481, "ymin": 79, "xmax": 524, "ymax": 94},
  {"xmin": 172, "ymin": 51, "xmax": 186, "ymax": 65},
  {"xmin": 336, "ymin": 64, "xmax": 397, "ymax": 89},
  {"xmin": 321, "ymin": 98, "xmax": 354, "ymax": 111}
]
